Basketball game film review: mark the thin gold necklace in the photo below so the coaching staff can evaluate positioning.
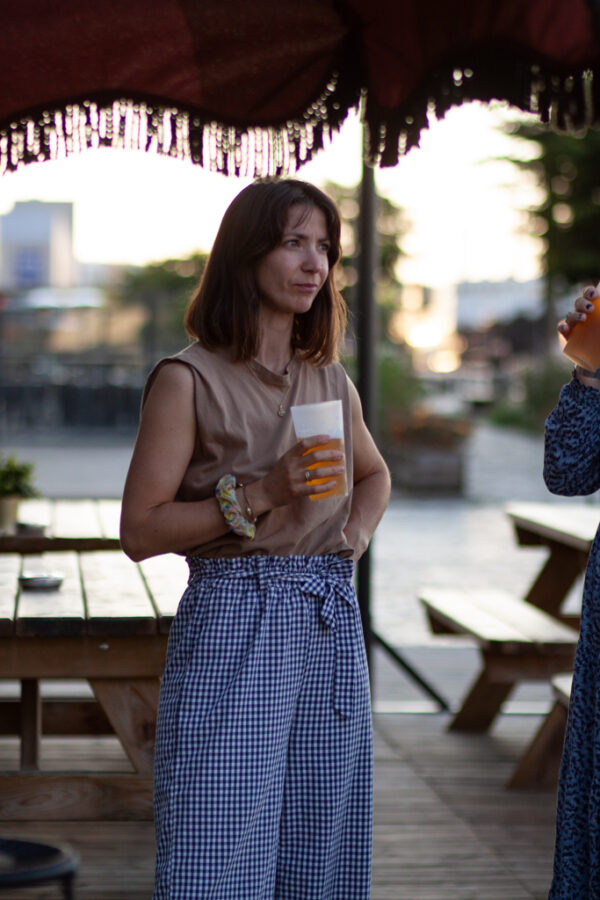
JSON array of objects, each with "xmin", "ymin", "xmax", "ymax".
[{"xmin": 246, "ymin": 356, "xmax": 296, "ymax": 417}]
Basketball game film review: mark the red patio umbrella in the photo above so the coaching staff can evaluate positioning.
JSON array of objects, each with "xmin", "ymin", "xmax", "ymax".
[{"xmin": 1, "ymin": 0, "xmax": 600, "ymax": 176}]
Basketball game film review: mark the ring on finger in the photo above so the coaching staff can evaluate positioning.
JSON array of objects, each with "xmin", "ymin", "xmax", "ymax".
[{"xmin": 305, "ymin": 469, "xmax": 311, "ymax": 482}]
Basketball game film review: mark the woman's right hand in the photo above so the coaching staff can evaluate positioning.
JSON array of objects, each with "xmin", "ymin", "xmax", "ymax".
[
  {"xmin": 246, "ymin": 435, "xmax": 345, "ymax": 515},
  {"xmin": 558, "ymin": 285, "xmax": 597, "ymax": 338}
]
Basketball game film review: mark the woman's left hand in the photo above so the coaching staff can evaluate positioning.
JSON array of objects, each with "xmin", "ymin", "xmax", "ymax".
[
  {"xmin": 558, "ymin": 285, "xmax": 597, "ymax": 338},
  {"xmin": 245, "ymin": 434, "xmax": 345, "ymax": 514}
]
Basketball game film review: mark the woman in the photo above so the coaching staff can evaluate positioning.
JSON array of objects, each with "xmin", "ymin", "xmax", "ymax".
[
  {"xmin": 120, "ymin": 178, "xmax": 391, "ymax": 899},
  {"xmin": 545, "ymin": 284, "xmax": 600, "ymax": 898}
]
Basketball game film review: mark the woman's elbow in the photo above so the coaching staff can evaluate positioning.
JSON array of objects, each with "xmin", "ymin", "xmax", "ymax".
[
  {"xmin": 120, "ymin": 519, "xmax": 151, "ymax": 562},
  {"xmin": 543, "ymin": 463, "xmax": 598, "ymax": 497},
  {"xmin": 360, "ymin": 459, "xmax": 391, "ymax": 506},
  {"xmin": 120, "ymin": 534, "xmax": 146, "ymax": 562}
]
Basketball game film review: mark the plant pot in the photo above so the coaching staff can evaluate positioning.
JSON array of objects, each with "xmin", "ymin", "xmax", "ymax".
[
  {"xmin": 383, "ymin": 445, "xmax": 465, "ymax": 494},
  {"xmin": 0, "ymin": 495, "xmax": 20, "ymax": 532}
]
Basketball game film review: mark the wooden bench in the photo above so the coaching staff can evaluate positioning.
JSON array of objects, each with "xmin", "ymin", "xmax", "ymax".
[
  {"xmin": 506, "ymin": 673, "xmax": 572, "ymax": 790},
  {"xmin": 418, "ymin": 587, "xmax": 577, "ymax": 732}
]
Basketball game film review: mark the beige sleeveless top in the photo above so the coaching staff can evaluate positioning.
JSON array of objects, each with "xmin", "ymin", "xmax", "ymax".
[{"xmin": 143, "ymin": 342, "xmax": 354, "ymax": 559}]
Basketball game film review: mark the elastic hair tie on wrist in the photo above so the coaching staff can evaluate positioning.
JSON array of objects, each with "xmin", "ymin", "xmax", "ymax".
[{"xmin": 215, "ymin": 474, "xmax": 256, "ymax": 540}]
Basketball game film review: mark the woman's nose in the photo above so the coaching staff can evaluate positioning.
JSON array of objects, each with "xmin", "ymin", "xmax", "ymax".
[{"xmin": 302, "ymin": 246, "xmax": 321, "ymax": 270}]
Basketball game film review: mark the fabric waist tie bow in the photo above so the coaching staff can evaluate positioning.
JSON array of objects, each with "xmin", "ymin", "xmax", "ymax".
[
  {"xmin": 186, "ymin": 554, "xmax": 360, "ymax": 720},
  {"xmin": 298, "ymin": 564, "xmax": 358, "ymax": 720}
]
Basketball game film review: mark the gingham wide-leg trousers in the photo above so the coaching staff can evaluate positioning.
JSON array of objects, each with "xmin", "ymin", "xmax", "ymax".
[{"xmin": 153, "ymin": 553, "xmax": 372, "ymax": 900}]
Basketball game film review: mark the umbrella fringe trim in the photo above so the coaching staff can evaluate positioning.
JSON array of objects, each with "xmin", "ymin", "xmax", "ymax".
[
  {"xmin": 363, "ymin": 59, "xmax": 600, "ymax": 168},
  {"xmin": 0, "ymin": 77, "xmax": 359, "ymax": 178},
  {"xmin": 1, "ymin": 60, "xmax": 599, "ymax": 175}
]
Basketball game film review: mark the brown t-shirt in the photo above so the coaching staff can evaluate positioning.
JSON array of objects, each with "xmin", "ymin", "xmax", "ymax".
[{"xmin": 142, "ymin": 342, "xmax": 354, "ymax": 559}]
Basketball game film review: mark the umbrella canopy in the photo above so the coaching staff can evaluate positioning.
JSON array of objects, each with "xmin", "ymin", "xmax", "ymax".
[{"xmin": 2, "ymin": 0, "xmax": 600, "ymax": 177}]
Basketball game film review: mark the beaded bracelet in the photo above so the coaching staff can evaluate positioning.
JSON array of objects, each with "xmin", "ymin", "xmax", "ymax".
[
  {"xmin": 215, "ymin": 474, "xmax": 256, "ymax": 540},
  {"xmin": 237, "ymin": 482, "xmax": 257, "ymax": 525}
]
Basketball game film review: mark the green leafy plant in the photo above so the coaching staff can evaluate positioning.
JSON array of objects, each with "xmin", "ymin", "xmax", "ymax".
[
  {"xmin": 0, "ymin": 454, "xmax": 39, "ymax": 498},
  {"xmin": 489, "ymin": 358, "xmax": 570, "ymax": 432}
]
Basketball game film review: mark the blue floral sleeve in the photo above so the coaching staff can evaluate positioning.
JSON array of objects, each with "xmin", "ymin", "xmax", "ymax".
[{"xmin": 544, "ymin": 373, "xmax": 600, "ymax": 496}]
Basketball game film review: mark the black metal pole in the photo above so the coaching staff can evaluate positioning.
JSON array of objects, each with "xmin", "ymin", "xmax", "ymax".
[
  {"xmin": 372, "ymin": 631, "xmax": 450, "ymax": 712},
  {"xmin": 356, "ymin": 146, "xmax": 377, "ymax": 675},
  {"xmin": 354, "ymin": 141, "xmax": 449, "ymax": 712}
]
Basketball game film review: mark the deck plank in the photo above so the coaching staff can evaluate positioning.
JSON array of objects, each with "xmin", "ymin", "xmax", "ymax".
[
  {"xmin": 80, "ymin": 551, "xmax": 156, "ymax": 635},
  {"xmin": 17, "ymin": 552, "xmax": 84, "ymax": 636}
]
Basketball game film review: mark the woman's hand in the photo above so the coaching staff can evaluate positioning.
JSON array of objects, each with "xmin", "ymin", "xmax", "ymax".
[
  {"xmin": 558, "ymin": 285, "xmax": 597, "ymax": 338},
  {"xmin": 246, "ymin": 435, "xmax": 345, "ymax": 515}
]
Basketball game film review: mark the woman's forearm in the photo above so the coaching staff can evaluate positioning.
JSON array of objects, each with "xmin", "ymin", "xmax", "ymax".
[
  {"xmin": 120, "ymin": 495, "xmax": 230, "ymax": 562},
  {"xmin": 344, "ymin": 465, "xmax": 391, "ymax": 560},
  {"xmin": 544, "ymin": 375, "xmax": 600, "ymax": 496}
]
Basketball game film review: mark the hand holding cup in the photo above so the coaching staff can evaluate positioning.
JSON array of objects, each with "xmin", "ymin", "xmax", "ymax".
[
  {"xmin": 562, "ymin": 283, "xmax": 600, "ymax": 370},
  {"xmin": 291, "ymin": 400, "xmax": 347, "ymax": 500}
]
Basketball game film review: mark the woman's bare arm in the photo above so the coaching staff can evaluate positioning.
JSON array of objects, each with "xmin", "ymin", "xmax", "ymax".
[
  {"xmin": 120, "ymin": 363, "xmax": 231, "ymax": 561},
  {"xmin": 342, "ymin": 379, "xmax": 391, "ymax": 560}
]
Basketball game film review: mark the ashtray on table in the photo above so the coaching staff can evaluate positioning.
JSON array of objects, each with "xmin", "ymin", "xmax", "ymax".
[
  {"xmin": 16, "ymin": 522, "xmax": 47, "ymax": 536},
  {"xmin": 18, "ymin": 573, "xmax": 63, "ymax": 591}
]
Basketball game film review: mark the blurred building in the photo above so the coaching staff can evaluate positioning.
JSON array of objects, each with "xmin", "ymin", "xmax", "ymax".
[
  {"xmin": 0, "ymin": 200, "xmax": 126, "ymax": 295},
  {"xmin": 456, "ymin": 279, "xmax": 543, "ymax": 329},
  {"xmin": 0, "ymin": 201, "xmax": 76, "ymax": 290}
]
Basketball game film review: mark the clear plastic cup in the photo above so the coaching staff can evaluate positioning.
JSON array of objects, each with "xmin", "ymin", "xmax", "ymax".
[
  {"xmin": 563, "ymin": 283, "xmax": 600, "ymax": 370},
  {"xmin": 290, "ymin": 400, "xmax": 347, "ymax": 500}
]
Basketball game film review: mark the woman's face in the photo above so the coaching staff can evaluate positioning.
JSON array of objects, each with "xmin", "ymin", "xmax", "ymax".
[{"xmin": 254, "ymin": 204, "xmax": 330, "ymax": 319}]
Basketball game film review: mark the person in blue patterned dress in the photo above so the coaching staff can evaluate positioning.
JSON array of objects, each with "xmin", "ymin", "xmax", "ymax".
[
  {"xmin": 546, "ymin": 283, "xmax": 600, "ymax": 898},
  {"xmin": 120, "ymin": 178, "xmax": 391, "ymax": 899}
]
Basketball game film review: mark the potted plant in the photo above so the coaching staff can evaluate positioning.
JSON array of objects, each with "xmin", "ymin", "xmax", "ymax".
[{"xmin": 0, "ymin": 453, "xmax": 39, "ymax": 531}]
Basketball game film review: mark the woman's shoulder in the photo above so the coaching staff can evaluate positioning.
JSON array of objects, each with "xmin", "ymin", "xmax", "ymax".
[
  {"xmin": 173, "ymin": 342, "xmax": 230, "ymax": 369},
  {"xmin": 143, "ymin": 343, "xmax": 233, "ymax": 405},
  {"xmin": 301, "ymin": 357, "xmax": 349, "ymax": 384},
  {"xmin": 151, "ymin": 342, "xmax": 237, "ymax": 379},
  {"xmin": 296, "ymin": 358, "xmax": 354, "ymax": 408}
]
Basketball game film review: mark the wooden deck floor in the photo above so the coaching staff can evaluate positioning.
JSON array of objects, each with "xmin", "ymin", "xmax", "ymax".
[{"xmin": 0, "ymin": 708, "xmax": 557, "ymax": 899}]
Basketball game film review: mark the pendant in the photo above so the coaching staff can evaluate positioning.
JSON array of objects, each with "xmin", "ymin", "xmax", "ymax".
[{"xmin": 277, "ymin": 404, "xmax": 286, "ymax": 417}]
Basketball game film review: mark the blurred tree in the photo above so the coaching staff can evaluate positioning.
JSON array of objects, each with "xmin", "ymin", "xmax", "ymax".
[
  {"xmin": 325, "ymin": 180, "xmax": 428, "ymax": 448},
  {"xmin": 323, "ymin": 181, "xmax": 410, "ymax": 344},
  {"xmin": 115, "ymin": 253, "xmax": 207, "ymax": 362},
  {"xmin": 505, "ymin": 120, "xmax": 600, "ymax": 347}
]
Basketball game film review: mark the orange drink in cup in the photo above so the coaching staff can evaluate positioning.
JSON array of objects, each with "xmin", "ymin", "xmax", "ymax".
[
  {"xmin": 290, "ymin": 400, "xmax": 347, "ymax": 500},
  {"xmin": 563, "ymin": 283, "xmax": 600, "ymax": 370}
]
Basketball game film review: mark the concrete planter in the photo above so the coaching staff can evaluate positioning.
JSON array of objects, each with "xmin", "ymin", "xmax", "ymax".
[{"xmin": 383, "ymin": 444, "xmax": 465, "ymax": 494}]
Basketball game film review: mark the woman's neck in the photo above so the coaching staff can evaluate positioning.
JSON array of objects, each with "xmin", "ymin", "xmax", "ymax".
[{"xmin": 255, "ymin": 314, "xmax": 294, "ymax": 374}]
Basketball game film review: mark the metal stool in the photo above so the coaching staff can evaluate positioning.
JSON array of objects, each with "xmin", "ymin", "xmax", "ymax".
[{"xmin": 0, "ymin": 837, "xmax": 79, "ymax": 898}]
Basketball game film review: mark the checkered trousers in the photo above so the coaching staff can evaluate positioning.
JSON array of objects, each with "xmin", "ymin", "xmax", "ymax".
[{"xmin": 153, "ymin": 553, "xmax": 372, "ymax": 899}]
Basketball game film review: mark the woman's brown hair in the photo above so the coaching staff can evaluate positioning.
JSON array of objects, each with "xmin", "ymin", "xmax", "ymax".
[{"xmin": 184, "ymin": 178, "xmax": 347, "ymax": 365}]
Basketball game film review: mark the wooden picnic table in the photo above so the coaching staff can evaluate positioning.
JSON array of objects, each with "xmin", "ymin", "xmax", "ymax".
[
  {"xmin": 0, "ymin": 498, "xmax": 188, "ymax": 820},
  {"xmin": 419, "ymin": 501, "xmax": 598, "ymax": 745},
  {"xmin": 499, "ymin": 501, "xmax": 600, "ymax": 788},
  {"xmin": 505, "ymin": 500, "xmax": 600, "ymax": 627}
]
